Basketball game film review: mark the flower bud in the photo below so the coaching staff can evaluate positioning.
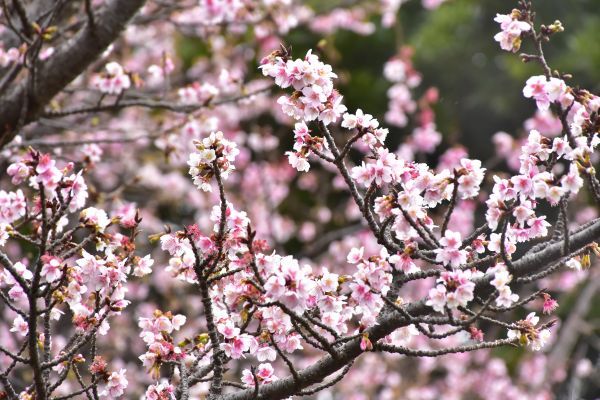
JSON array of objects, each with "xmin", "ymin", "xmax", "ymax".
[{"xmin": 547, "ymin": 20, "xmax": 564, "ymax": 34}]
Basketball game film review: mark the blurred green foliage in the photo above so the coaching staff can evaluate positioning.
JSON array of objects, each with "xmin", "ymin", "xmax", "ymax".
[{"xmin": 408, "ymin": 0, "xmax": 600, "ymax": 160}]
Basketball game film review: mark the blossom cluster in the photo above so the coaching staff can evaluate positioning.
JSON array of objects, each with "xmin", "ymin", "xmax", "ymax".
[
  {"xmin": 2, "ymin": 0, "xmax": 598, "ymax": 398},
  {"xmin": 0, "ymin": 188, "xmax": 26, "ymax": 225},
  {"xmin": 161, "ymin": 201, "xmax": 250, "ymax": 283},
  {"xmin": 178, "ymin": 82, "xmax": 220, "ymax": 105},
  {"xmin": 285, "ymin": 121, "xmax": 324, "ymax": 172},
  {"xmin": 492, "ymin": 110, "xmax": 563, "ymax": 172},
  {"xmin": 357, "ymin": 154, "xmax": 485, "ymax": 244},
  {"xmin": 7, "ymin": 150, "xmax": 88, "ymax": 210},
  {"xmin": 426, "ymin": 268, "xmax": 479, "ymax": 313},
  {"xmin": 260, "ymin": 49, "xmax": 347, "ymax": 125},
  {"xmin": 259, "ymin": 49, "xmax": 350, "ymax": 171},
  {"xmin": 382, "ymin": 48, "xmax": 421, "ymax": 128},
  {"xmin": 485, "ymin": 129, "xmax": 588, "ymax": 254},
  {"xmin": 377, "ymin": 47, "xmax": 446, "ymax": 157},
  {"xmin": 174, "ymin": 0, "xmax": 308, "ymax": 35},
  {"xmin": 494, "ymin": 11, "xmax": 531, "ymax": 52},
  {"xmin": 346, "ymin": 247, "xmax": 393, "ymax": 327},
  {"xmin": 434, "ymin": 230, "xmax": 468, "ymax": 267},
  {"xmin": 241, "ymin": 363, "xmax": 277, "ymax": 387},
  {"xmin": 489, "ymin": 263, "xmax": 519, "ymax": 308},
  {"xmin": 310, "ymin": 8, "xmax": 375, "ymax": 36},
  {"xmin": 523, "ymin": 75, "xmax": 568, "ymax": 111},
  {"xmin": 341, "ymin": 109, "xmax": 390, "ymax": 149},
  {"xmin": 93, "ymin": 62, "xmax": 131, "ymax": 95},
  {"xmin": 187, "ymin": 131, "xmax": 239, "ymax": 191},
  {"xmin": 101, "ymin": 369, "xmax": 129, "ymax": 398},
  {"xmin": 159, "ymin": 208, "xmax": 409, "ymax": 384},
  {"xmin": 0, "ymin": 150, "xmax": 155, "ymax": 398},
  {"xmin": 522, "ymin": 76, "xmax": 600, "ymax": 155},
  {"xmin": 138, "ymin": 310, "xmax": 187, "ymax": 379},
  {"xmin": 144, "ymin": 382, "xmax": 176, "ymax": 400}
]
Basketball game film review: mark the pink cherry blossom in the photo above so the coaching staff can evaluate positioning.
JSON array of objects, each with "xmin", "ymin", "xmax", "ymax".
[{"xmin": 494, "ymin": 13, "xmax": 531, "ymax": 52}]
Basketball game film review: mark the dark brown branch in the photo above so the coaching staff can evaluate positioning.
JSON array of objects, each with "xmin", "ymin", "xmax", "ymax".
[
  {"xmin": 374, "ymin": 337, "xmax": 517, "ymax": 357},
  {"xmin": 11, "ymin": 0, "xmax": 33, "ymax": 37},
  {"xmin": 40, "ymin": 86, "xmax": 271, "ymax": 119},
  {"xmin": 0, "ymin": 0, "xmax": 147, "ymax": 147},
  {"xmin": 84, "ymin": 0, "xmax": 95, "ymax": 29},
  {"xmin": 440, "ymin": 176, "xmax": 459, "ymax": 236}
]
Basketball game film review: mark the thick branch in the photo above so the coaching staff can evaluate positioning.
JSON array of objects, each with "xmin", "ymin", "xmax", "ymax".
[
  {"xmin": 0, "ymin": 0, "xmax": 147, "ymax": 147},
  {"xmin": 222, "ymin": 218, "xmax": 600, "ymax": 400}
]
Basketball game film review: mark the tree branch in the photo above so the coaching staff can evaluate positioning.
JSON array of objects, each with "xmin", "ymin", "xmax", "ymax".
[
  {"xmin": 221, "ymin": 218, "xmax": 600, "ymax": 400},
  {"xmin": 0, "ymin": 0, "xmax": 147, "ymax": 147}
]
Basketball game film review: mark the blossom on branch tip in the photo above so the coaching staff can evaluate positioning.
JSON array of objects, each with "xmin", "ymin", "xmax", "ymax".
[
  {"xmin": 187, "ymin": 131, "xmax": 239, "ymax": 191},
  {"xmin": 494, "ymin": 12, "xmax": 531, "ymax": 53},
  {"xmin": 261, "ymin": 49, "xmax": 345, "ymax": 125},
  {"xmin": 542, "ymin": 293, "xmax": 558, "ymax": 315}
]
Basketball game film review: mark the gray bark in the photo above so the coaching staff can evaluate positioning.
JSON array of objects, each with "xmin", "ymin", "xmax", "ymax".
[{"xmin": 0, "ymin": 0, "xmax": 146, "ymax": 147}]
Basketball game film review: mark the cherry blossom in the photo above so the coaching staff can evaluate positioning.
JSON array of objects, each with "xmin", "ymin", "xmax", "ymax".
[
  {"xmin": 435, "ymin": 230, "xmax": 468, "ymax": 267},
  {"xmin": 507, "ymin": 313, "xmax": 552, "ymax": 351},
  {"xmin": 93, "ymin": 62, "xmax": 131, "ymax": 95},
  {"xmin": 188, "ymin": 131, "xmax": 240, "ymax": 191},
  {"xmin": 542, "ymin": 293, "xmax": 559, "ymax": 315},
  {"xmin": 523, "ymin": 75, "xmax": 568, "ymax": 111},
  {"xmin": 260, "ymin": 49, "xmax": 346, "ymax": 125},
  {"xmin": 10, "ymin": 315, "xmax": 29, "ymax": 336},
  {"xmin": 494, "ymin": 12, "xmax": 531, "ymax": 52},
  {"xmin": 100, "ymin": 368, "xmax": 128, "ymax": 398},
  {"xmin": 144, "ymin": 382, "xmax": 176, "ymax": 400},
  {"xmin": 0, "ymin": 1, "xmax": 596, "ymax": 398},
  {"xmin": 426, "ymin": 269, "xmax": 478, "ymax": 313},
  {"xmin": 241, "ymin": 363, "xmax": 276, "ymax": 386}
]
